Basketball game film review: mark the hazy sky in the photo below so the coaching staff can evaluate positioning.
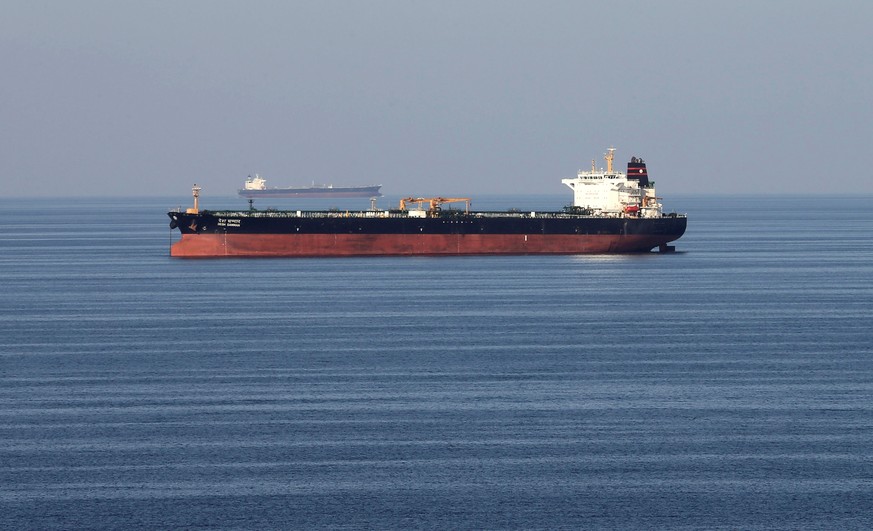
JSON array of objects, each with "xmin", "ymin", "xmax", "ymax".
[{"xmin": 3, "ymin": 0, "xmax": 871, "ymax": 198}]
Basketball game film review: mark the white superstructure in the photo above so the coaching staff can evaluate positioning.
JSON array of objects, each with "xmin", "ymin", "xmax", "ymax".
[
  {"xmin": 243, "ymin": 175, "xmax": 267, "ymax": 190},
  {"xmin": 561, "ymin": 148, "xmax": 662, "ymax": 218}
]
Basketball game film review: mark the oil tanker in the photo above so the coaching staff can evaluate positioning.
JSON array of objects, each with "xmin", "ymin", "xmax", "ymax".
[
  {"xmin": 238, "ymin": 174, "xmax": 382, "ymax": 198},
  {"xmin": 168, "ymin": 148, "xmax": 686, "ymax": 257}
]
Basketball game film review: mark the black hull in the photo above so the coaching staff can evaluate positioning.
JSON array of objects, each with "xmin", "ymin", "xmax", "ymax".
[
  {"xmin": 168, "ymin": 209, "xmax": 686, "ymax": 257},
  {"xmin": 172, "ymin": 210, "xmax": 686, "ymax": 237}
]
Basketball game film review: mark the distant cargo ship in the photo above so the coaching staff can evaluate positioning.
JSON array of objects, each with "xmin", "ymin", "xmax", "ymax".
[
  {"xmin": 170, "ymin": 148, "xmax": 686, "ymax": 257},
  {"xmin": 238, "ymin": 175, "xmax": 382, "ymax": 198}
]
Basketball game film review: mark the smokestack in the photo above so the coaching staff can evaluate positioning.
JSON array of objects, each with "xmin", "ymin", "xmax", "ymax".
[{"xmin": 627, "ymin": 157, "xmax": 649, "ymax": 187}]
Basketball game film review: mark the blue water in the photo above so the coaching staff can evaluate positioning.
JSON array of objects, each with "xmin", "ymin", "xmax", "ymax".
[{"xmin": 1, "ymin": 195, "xmax": 872, "ymax": 529}]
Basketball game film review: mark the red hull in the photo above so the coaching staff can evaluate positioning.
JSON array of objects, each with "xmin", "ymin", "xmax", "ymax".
[{"xmin": 170, "ymin": 233, "xmax": 674, "ymax": 257}]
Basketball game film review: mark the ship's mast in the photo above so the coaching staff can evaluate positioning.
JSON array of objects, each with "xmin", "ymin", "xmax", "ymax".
[
  {"xmin": 187, "ymin": 184, "xmax": 201, "ymax": 214},
  {"xmin": 605, "ymin": 147, "xmax": 616, "ymax": 174}
]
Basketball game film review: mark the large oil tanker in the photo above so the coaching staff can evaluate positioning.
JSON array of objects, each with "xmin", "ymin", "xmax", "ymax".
[
  {"xmin": 238, "ymin": 174, "xmax": 382, "ymax": 198},
  {"xmin": 168, "ymin": 148, "xmax": 686, "ymax": 257}
]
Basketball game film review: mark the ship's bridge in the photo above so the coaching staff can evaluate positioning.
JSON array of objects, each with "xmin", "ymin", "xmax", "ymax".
[
  {"xmin": 561, "ymin": 148, "xmax": 661, "ymax": 218},
  {"xmin": 244, "ymin": 175, "xmax": 267, "ymax": 190}
]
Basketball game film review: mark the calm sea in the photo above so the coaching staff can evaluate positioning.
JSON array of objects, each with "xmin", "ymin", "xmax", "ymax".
[{"xmin": 1, "ymin": 195, "xmax": 872, "ymax": 529}]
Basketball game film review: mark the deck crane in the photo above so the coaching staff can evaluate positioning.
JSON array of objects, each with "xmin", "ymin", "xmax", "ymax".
[{"xmin": 399, "ymin": 197, "xmax": 471, "ymax": 214}]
